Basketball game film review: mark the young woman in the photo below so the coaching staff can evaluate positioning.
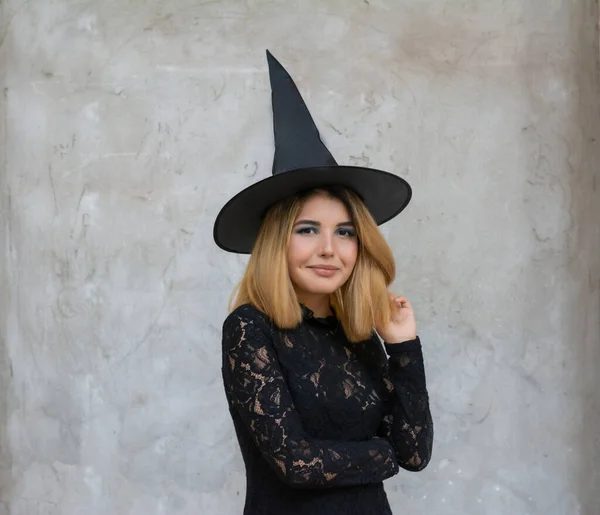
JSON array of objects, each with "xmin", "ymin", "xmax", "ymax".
[{"xmin": 213, "ymin": 52, "xmax": 433, "ymax": 515}]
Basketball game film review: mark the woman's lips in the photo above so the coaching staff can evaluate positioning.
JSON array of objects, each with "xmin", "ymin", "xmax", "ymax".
[{"xmin": 308, "ymin": 266, "xmax": 338, "ymax": 277}]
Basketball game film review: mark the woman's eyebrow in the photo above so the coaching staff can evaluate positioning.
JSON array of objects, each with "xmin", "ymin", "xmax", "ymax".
[{"xmin": 293, "ymin": 219, "xmax": 354, "ymax": 226}]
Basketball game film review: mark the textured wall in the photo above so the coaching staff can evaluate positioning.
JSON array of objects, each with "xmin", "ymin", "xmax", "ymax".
[{"xmin": 1, "ymin": 1, "xmax": 599, "ymax": 514}]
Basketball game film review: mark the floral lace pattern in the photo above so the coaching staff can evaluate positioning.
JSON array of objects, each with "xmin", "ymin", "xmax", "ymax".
[{"xmin": 221, "ymin": 304, "xmax": 433, "ymax": 515}]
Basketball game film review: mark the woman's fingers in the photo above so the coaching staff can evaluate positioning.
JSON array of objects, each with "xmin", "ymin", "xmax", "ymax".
[
  {"xmin": 389, "ymin": 293, "xmax": 411, "ymax": 308},
  {"xmin": 390, "ymin": 295, "xmax": 411, "ymax": 308}
]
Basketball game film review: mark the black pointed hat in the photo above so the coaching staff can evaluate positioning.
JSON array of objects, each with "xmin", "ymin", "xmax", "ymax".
[{"xmin": 213, "ymin": 50, "xmax": 412, "ymax": 254}]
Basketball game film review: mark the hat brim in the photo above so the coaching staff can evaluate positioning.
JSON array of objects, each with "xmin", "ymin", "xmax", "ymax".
[{"xmin": 213, "ymin": 166, "xmax": 412, "ymax": 254}]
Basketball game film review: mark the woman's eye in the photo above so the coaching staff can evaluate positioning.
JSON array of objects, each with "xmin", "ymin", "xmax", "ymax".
[
  {"xmin": 338, "ymin": 228, "xmax": 356, "ymax": 237},
  {"xmin": 296, "ymin": 227, "xmax": 317, "ymax": 235}
]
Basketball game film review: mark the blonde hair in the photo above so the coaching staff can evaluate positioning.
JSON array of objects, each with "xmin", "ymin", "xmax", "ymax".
[{"xmin": 229, "ymin": 186, "xmax": 396, "ymax": 342}]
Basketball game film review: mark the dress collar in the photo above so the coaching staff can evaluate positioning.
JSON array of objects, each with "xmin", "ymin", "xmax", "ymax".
[{"xmin": 300, "ymin": 304, "xmax": 338, "ymax": 326}]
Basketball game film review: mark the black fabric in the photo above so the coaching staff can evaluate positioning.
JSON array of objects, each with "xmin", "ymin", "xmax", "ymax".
[{"xmin": 221, "ymin": 304, "xmax": 433, "ymax": 515}]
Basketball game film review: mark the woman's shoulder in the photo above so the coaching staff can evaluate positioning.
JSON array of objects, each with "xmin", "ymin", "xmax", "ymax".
[
  {"xmin": 221, "ymin": 304, "xmax": 277, "ymax": 353},
  {"xmin": 223, "ymin": 303, "xmax": 273, "ymax": 332}
]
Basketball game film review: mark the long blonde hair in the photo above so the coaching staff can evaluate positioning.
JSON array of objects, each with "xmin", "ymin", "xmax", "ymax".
[{"xmin": 229, "ymin": 186, "xmax": 396, "ymax": 342}]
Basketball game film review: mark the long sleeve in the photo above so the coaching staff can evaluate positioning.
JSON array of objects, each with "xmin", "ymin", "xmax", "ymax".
[
  {"xmin": 221, "ymin": 309, "xmax": 400, "ymax": 489},
  {"xmin": 376, "ymin": 337, "xmax": 434, "ymax": 471}
]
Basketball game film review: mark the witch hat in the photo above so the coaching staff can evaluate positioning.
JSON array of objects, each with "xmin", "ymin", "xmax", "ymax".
[{"xmin": 213, "ymin": 50, "xmax": 412, "ymax": 254}]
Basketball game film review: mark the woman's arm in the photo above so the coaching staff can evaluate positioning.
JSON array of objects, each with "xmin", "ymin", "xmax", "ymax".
[
  {"xmin": 222, "ymin": 306, "xmax": 400, "ymax": 489},
  {"xmin": 375, "ymin": 335, "xmax": 434, "ymax": 471}
]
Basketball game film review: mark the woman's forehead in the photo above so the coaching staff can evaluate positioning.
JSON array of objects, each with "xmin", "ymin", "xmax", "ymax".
[{"xmin": 296, "ymin": 193, "xmax": 351, "ymax": 220}]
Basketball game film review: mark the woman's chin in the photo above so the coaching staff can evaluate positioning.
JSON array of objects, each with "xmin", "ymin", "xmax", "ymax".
[{"xmin": 299, "ymin": 280, "xmax": 343, "ymax": 295}]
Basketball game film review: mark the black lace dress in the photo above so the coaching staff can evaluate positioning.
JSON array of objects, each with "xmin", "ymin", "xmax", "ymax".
[{"xmin": 221, "ymin": 303, "xmax": 433, "ymax": 515}]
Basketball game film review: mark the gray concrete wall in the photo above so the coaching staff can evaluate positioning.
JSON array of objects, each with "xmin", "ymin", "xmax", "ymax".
[{"xmin": 0, "ymin": 1, "xmax": 599, "ymax": 514}]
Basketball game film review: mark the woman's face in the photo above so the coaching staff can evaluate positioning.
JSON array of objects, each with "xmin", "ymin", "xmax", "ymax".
[{"xmin": 287, "ymin": 192, "xmax": 358, "ymax": 300}]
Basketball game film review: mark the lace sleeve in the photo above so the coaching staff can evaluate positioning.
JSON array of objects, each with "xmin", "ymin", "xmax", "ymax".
[
  {"xmin": 376, "ymin": 337, "xmax": 434, "ymax": 471},
  {"xmin": 222, "ymin": 308, "xmax": 400, "ymax": 489}
]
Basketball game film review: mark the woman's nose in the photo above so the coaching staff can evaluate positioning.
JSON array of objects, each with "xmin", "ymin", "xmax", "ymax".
[{"xmin": 318, "ymin": 231, "xmax": 334, "ymax": 256}]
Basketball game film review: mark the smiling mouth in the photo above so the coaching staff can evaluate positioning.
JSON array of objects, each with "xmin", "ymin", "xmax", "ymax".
[{"xmin": 307, "ymin": 266, "xmax": 339, "ymax": 277}]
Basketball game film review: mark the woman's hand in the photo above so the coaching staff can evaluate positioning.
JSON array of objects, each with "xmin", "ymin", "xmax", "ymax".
[{"xmin": 375, "ymin": 293, "xmax": 417, "ymax": 344}]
